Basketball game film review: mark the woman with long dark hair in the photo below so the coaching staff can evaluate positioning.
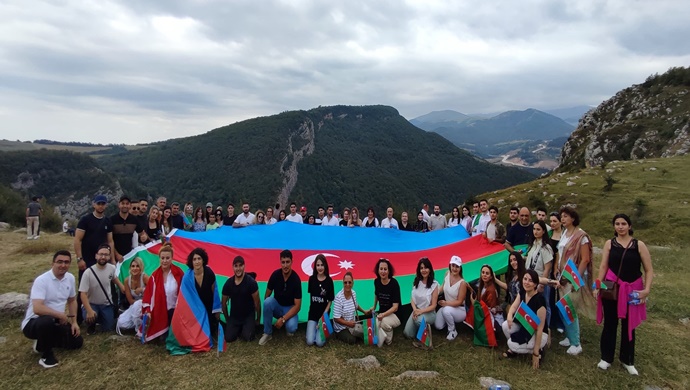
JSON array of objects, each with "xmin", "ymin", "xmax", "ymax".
[
  {"xmin": 305, "ymin": 254, "xmax": 335, "ymax": 347},
  {"xmin": 362, "ymin": 207, "xmax": 379, "ymax": 228},
  {"xmin": 186, "ymin": 248, "xmax": 222, "ymax": 337},
  {"xmin": 477, "ymin": 264, "xmax": 504, "ymax": 327},
  {"xmin": 501, "ymin": 251, "xmax": 527, "ymax": 312},
  {"xmin": 192, "ymin": 207, "xmax": 206, "ymax": 232},
  {"xmin": 594, "ymin": 214, "xmax": 653, "ymax": 376},
  {"xmin": 403, "ymin": 257, "xmax": 439, "ymax": 348},
  {"xmin": 502, "ymin": 269, "xmax": 548, "ymax": 369},
  {"xmin": 526, "ymin": 220, "xmax": 555, "ymax": 326},
  {"xmin": 460, "ymin": 205, "xmax": 473, "ymax": 234},
  {"xmin": 448, "ymin": 207, "xmax": 461, "ymax": 228}
]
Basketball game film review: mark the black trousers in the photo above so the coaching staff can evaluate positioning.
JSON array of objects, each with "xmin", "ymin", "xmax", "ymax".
[
  {"xmin": 23, "ymin": 316, "xmax": 83, "ymax": 355},
  {"xmin": 226, "ymin": 314, "xmax": 256, "ymax": 342},
  {"xmin": 600, "ymin": 298, "xmax": 635, "ymax": 365}
]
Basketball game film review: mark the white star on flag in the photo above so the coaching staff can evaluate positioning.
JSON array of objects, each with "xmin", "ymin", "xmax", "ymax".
[{"xmin": 338, "ymin": 260, "xmax": 354, "ymax": 270}]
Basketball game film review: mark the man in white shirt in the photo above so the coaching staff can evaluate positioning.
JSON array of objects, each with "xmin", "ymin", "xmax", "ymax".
[
  {"xmin": 380, "ymin": 207, "xmax": 399, "ymax": 229},
  {"xmin": 285, "ymin": 202, "xmax": 303, "ymax": 223},
  {"xmin": 321, "ymin": 205, "xmax": 340, "ymax": 226},
  {"xmin": 428, "ymin": 204, "xmax": 448, "ymax": 231},
  {"xmin": 472, "ymin": 199, "xmax": 491, "ymax": 237},
  {"xmin": 22, "ymin": 250, "xmax": 83, "ymax": 368},
  {"xmin": 233, "ymin": 203, "xmax": 256, "ymax": 227}
]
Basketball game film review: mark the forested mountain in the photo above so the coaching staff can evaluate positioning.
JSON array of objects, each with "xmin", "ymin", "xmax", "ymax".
[{"xmin": 100, "ymin": 105, "xmax": 534, "ymax": 213}]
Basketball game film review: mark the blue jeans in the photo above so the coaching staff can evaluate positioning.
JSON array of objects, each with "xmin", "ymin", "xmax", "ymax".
[
  {"xmin": 403, "ymin": 312, "xmax": 436, "ymax": 339},
  {"xmin": 82, "ymin": 303, "xmax": 115, "ymax": 331},
  {"xmin": 306, "ymin": 320, "xmax": 325, "ymax": 347},
  {"xmin": 263, "ymin": 296, "xmax": 298, "ymax": 335}
]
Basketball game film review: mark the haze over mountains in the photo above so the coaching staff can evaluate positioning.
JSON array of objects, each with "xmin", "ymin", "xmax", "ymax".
[{"xmin": 410, "ymin": 106, "xmax": 590, "ymax": 171}]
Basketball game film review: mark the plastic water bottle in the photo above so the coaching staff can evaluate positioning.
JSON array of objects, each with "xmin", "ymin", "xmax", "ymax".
[{"xmin": 489, "ymin": 385, "xmax": 510, "ymax": 390}]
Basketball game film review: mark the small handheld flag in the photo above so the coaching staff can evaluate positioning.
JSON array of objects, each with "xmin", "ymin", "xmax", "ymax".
[
  {"xmin": 416, "ymin": 316, "xmax": 431, "ymax": 347},
  {"xmin": 562, "ymin": 259, "xmax": 585, "ymax": 291},
  {"xmin": 363, "ymin": 316, "xmax": 378, "ymax": 346},
  {"xmin": 217, "ymin": 323, "xmax": 226, "ymax": 354},
  {"xmin": 515, "ymin": 301, "xmax": 540, "ymax": 336},
  {"xmin": 140, "ymin": 315, "xmax": 147, "ymax": 344},
  {"xmin": 318, "ymin": 312, "xmax": 334, "ymax": 341},
  {"xmin": 556, "ymin": 293, "xmax": 578, "ymax": 326},
  {"xmin": 593, "ymin": 280, "xmax": 608, "ymax": 290}
]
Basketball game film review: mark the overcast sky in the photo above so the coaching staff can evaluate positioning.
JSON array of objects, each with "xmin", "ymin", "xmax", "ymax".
[{"xmin": 1, "ymin": 0, "xmax": 688, "ymax": 144}]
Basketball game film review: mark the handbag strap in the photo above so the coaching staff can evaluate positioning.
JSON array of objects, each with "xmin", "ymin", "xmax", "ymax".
[
  {"xmin": 611, "ymin": 238, "xmax": 633, "ymax": 285},
  {"xmin": 89, "ymin": 265, "xmax": 114, "ymax": 306}
]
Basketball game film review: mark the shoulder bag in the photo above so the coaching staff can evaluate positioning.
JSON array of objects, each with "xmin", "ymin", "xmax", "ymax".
[{"xmin": 600, "ymin": 239, "xmax": 632, "ymax": 301}]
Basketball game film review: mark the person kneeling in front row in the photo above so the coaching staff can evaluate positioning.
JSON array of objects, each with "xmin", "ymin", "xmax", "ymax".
[{"xmin": 22, "ymin": 250, "xmax": 83, "ymax": 368}]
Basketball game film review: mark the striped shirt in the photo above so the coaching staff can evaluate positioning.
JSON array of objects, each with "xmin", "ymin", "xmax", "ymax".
[{"xmin": 332, "ymin": 289, "xmax": 357, "ymax": 332}]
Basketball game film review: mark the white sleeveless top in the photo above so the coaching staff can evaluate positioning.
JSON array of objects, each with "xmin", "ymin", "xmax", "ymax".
[{"xmin": 443, "ymin": 273, "xmax": 464, "ymax": 301}]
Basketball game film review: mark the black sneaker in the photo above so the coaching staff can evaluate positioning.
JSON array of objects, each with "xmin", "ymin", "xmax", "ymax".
[
  {"xmin": 87, "ymin": 323, "xmax": 96, "ymax": 335},
  {"xmin": 39, "ymin": 353, "xmax": 59, "ymax": 368}
]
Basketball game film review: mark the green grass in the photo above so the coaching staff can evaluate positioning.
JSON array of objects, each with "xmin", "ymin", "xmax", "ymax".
[
  {"xmin": 0, "ymin": 228, "xmax": 688, "ymax": 389},
  {"xmin": 480, "ymin": 154, "xmax": 690, "ymax": 247}
]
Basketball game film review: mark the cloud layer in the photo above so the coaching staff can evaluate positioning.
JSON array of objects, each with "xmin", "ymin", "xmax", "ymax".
[{"xmin": 1, "ymin": 0, "xmax": 688, "ymax": 143}]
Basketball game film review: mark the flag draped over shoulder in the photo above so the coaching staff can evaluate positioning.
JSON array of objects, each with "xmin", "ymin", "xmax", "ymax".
[
  {"xmin": 468, "ymin": 300, "xmax": 497, "ymax": 347},
  {"xmin": 166, "ymin": 270, "xmax": 221, "ymax": 355}
]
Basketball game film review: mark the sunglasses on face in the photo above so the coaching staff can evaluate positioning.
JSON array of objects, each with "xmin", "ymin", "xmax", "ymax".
[{"xmin": 343, "ymin": 281, "xmax": 353, "ymax": 285}]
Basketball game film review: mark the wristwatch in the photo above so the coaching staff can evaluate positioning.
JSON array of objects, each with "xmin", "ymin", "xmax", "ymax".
[{"xmin": 77, "ymin": 257, "xmax": 84, "ymax": 262}]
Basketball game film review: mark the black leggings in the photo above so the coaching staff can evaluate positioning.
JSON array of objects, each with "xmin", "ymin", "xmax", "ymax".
[{"xmin": 600, "ymin": 298, "xmax": 635, "ymax": 365}]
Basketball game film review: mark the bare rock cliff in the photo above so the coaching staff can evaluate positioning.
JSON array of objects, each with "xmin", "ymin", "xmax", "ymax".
[{"xmin": 558, "ymin": 68, "xmax": 690, "ymax": 172}]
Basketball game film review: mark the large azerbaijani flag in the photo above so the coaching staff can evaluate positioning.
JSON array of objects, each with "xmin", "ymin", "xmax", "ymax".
[{"xmin": 119, "ymin": 223, "xmax": 516, "ymax": 323}]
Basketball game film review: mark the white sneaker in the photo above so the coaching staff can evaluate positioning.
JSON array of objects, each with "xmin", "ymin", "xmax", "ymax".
[
  {"xmin": 559, "ymin": 337, "xmax": 571, "ymax": 347},
  {"xmin": 567, "ymin": 345, "xmax": 583, "ymax": 355},
  {"xmin": 597, "ymin": 360, "xmax": 611, "ymax": 370},
  {"xmin": 446, "ymin": 330, "xmax": 458, "ymax": 341},
  {"xmin": 258, "ymin": 333, "xmax": 272, "ymax": 345},
  {"xmin": 557, "ymin": 327, "xmax": 564, "ymax": 334},
  {"xmin": 34, "ymin": 235, "xmax": 40, "ymax": 239},
  {"xmin": 27, "ymin": 237, "xmax": 33, "ymax": 240},
  {"xmin": 622, "ymin": 363, "xmax": 638, "ymax": 376}
]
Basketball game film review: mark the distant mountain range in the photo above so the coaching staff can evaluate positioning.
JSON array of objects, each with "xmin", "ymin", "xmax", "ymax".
[
  {"xmin": 0, "ymin": 105, "xmax": 535, "ymax": 220},
  {"xmin": 409, "ymin": 107, "xmax": 585, "ymax": 171}
]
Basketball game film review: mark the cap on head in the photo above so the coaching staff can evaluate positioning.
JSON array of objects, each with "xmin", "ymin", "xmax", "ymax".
[
  {"xmin": 449, "ymin": 255, "xmax": 463, "ymax": 267},
  {"xmin": 94, "ymin": 195, "xmax": 108, "ymax": 203},
  {"xmin": 206, "ymin": 202, "xmax": 213, "ymax": 208},
  {"xmin": 300, "ymin": 206, "xmax": 307, "ymax": 212},
  {"xmin": 119, "ymin": 195, "xmax": 131, "ymax": 203},
  {"xmin": 232, "ymin": 256, "xmax": 245, "ymax": 266}
]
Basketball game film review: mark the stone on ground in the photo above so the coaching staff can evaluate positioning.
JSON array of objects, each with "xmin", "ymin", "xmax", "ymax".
[
  {"xmin": 479, "ymin": 377, "xmax": 511, "ymax": 389},
  {"xmin": 393, "ymin": 371, "xmax": 439, "ymax": 379},
  {"xmin": 346, "ymin": 355, "xmax": 380, "ymax": 370},
  {"xmin": 0, "ymin": 292, "xmax": 29, "ymax": 316}
]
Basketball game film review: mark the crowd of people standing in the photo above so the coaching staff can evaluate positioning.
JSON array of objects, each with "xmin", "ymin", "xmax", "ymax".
[{"xmin": 20, "ymin": 193, "xmax": 653, "ymax": 377}]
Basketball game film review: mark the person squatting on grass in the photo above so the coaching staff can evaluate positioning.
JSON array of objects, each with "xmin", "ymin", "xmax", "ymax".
[{"xmin": 22, "ymin": 250, "xmax": 83, "ymax": 369}]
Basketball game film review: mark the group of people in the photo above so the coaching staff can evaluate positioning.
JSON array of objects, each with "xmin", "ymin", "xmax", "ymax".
[{"xmin": 21, "ymin": 193, "xmax": 653, "ymax": 376}]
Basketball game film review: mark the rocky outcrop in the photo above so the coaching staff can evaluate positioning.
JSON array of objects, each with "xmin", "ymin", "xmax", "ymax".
[
  {"xmin": 558, "ymin": 68, "xmax": 690, "ymax": 171},
  {"xmin": 276, "ymin": 119, "xmax": 318, "ymax": 208}
]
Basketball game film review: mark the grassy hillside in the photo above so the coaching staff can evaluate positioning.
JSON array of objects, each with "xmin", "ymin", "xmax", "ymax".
[{"xmin": 478, "ymin": 154, "xmax": 690, "ymax": 246}]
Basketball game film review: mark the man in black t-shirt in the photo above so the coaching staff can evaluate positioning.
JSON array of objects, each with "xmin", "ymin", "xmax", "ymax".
[
  {"xmin": 136, "ymin": 199, "xmax": 149, "ymax": 234},
  {"xmin": 110, "ymin": 196, "xmax": 144, "ymax": 262},
  {"xmin": 222, "ymin": 256, "xmax": 261, "ymax": 342},
  {"xmin": 74, "ymin": 194, "xmax": 115, "ymax": 324},
  {"xmin": 170, "ymin": 202, "xmax": 185, "ymax": 230},
  {"xmin": 223, "ymin": 203, "xmax": 237, "ymax": 226},
  {"xmin": 505, "ymin": 207, "xmax": 534, "ymax": 253},
  {"xmin": 259, "ymin": 250, "xmax": 302, "ymax": 345}
]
